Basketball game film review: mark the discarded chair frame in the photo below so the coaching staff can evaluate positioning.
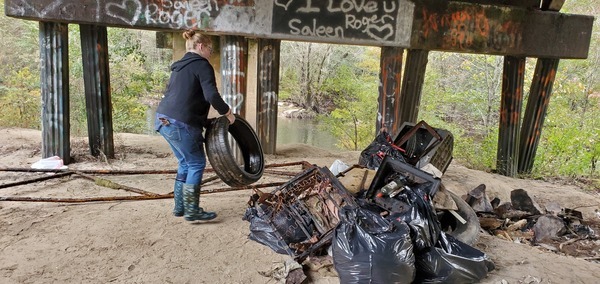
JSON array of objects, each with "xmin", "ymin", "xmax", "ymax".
[
  {"xmin": 393, "ymin": 120, "xmax": 454, "ymax": 173},
  {"xmin": 251, "ymin": 165, "xmax": 357, "ymax": 261}
]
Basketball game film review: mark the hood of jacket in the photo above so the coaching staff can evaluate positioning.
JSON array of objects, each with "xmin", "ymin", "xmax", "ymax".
[{"xmin": 171, "ymin": 52, "xmax": 204, "ymax": 72}]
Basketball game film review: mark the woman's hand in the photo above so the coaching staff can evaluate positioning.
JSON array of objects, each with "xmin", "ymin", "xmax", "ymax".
[{"xmin": 225, "ymin": 109, "xmax": 235, "ymax": 125}]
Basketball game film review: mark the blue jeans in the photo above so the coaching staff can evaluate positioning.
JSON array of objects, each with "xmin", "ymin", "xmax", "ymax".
[{"xmin": 157, "ymin": 119, "xmax": 206, "ymax": 185}]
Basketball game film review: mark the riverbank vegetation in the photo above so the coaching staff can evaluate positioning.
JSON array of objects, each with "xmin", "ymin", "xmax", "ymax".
[{"xmin": 0, "ymin": 1, "xmax": 597, "ymax": 183}]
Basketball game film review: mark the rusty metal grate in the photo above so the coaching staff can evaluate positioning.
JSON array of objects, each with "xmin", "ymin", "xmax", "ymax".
[{"xmin": 250, "ymin": 166, "xmax": 357, "ymax": 260}]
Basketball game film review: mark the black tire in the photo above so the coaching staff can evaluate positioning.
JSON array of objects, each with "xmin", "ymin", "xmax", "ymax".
[
  {"xmin": 205, "ymin": 115, "xmax": 264, "ymax": 187},
  {"xmin": 445, "ymin": 189, "xmax": 481, "ymax": 245}
]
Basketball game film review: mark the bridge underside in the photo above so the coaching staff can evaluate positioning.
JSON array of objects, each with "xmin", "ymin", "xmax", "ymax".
[{"xmin": 4, "ymin": 0, "xmax": 594, "ymax": 176}]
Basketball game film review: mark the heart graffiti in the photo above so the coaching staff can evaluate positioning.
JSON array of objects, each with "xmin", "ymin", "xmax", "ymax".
[
  {"xmin": 274, "ymin": 0, "xmax": 293, "ymax": 11},
  {"xmin": 106, "ymin": 0, "xmax": 142, "ymax": 26},
  {"xmin": 223, "ymin": 93, "xmax": 245, "ymax": 111},
  {"xmin": 366, "ymin": 23, "xmax": 394, "ymax": 41}
]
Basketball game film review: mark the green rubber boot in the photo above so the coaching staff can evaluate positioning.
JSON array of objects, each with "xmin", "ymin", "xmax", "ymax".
[
  {"xmin": 173, "ymin": 180, "xmax": 184, "ymax": 217},
  {"xmin": 183, "ymin": 183, "xmax": 217, "ymax": 221}
]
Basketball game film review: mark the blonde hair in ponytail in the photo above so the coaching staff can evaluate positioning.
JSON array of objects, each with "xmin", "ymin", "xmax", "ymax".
[{"xmin": 182, "ymin": 30, "xmax": 211, "ymax": 51}]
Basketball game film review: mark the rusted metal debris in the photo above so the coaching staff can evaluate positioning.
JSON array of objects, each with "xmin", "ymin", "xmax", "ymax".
[
  {"xmin": 262, "ymin": 169, "xmax": 301, "ymax": 178},
  {"xmin": 0, "ymin": 161, "xmax": 311, "ymax": 174},
  {"xmin": 73, "ymin": 171, "xmax": 161, "ymax": 197},
  {"xmin": 0, "ymin": 167, "xmax": 178, "ymax": 175},
  {"xmin": 0, "ymin": 172, "xmax": 73, "ymax": 190},
  {"xmin": 0, "ymin": 195, "xmax": 171, "ymax": 203},
  {"xmin": 246, "ymin": 155, "xmax": 495, "ymax": 283},
  {"xmin": 244, "ymin": 166, "xmax": 357, "ymax": 261},
  {"xmin": 0, "ymin": 182, "xmax": 289, "ymax": 203},
  {"xmin": 0, "ymin": 162, "xmax": 307, "ymax": 203}
]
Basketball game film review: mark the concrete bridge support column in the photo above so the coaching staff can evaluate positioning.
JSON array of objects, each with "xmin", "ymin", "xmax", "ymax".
[
  {"xmin": 518, "ymin": 58, "xmax": 560, "ymax": 174},
  {"xmin": 80, "ymin": 24, "xmax": 114, "ymax": 158},
  {"xmin": 497, "ymin": 56, "xmax": 525, "ymax": 177},
  {"xmin": 220, "ymin": 36, "xmax": 248, "ymax": 118},
  {"xmin": 377, "ymin": 47, "xmax": 404, "ymax": 136},
  {"xmin": 39, "ymin": 22, "xmax": 70, "ymax": 164},
  {"xmin": 256, "ymin": 39, "xmax": 280, "ymax": 155},
  {"xmin": 397, "ymin": 49, "xmax": 429, "ymax": 137}
]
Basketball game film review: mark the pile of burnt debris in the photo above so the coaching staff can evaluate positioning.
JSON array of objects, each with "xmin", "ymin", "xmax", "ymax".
[
  {"xmin": 243, "ymin": 121, "xmax": 495, "ymax": 283},
  {"xmin": 465, "ymin": 184, "xmax": 600, "ymax": 262}
]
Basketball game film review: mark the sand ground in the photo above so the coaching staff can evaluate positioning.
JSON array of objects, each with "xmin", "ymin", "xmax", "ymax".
[{"xmin": 1, "ymin": 127, "xmax": 599, "ymax": 283}]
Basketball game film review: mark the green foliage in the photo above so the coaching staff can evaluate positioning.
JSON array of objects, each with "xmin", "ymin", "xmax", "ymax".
[
  {"xmin": 0, "ymin": 68, "xmax": 41, "ymax": 128},
  {"xmin": 111, "ymin": 92, "xmax": 148, "ymax": 133},
  {"xmin": 524, "ymin": 0, "xmax": 600, "ymax": 179},
  {"xmin": 66, "ymin": 24, "xmax": 88, "ymax": 136},
  {"xmin": 0, "ymin": 2, "xmax": 40, "ymax": 82},
  {"xmin": 65, "ymin": 26, "xmax": 171, "ymax": 135},
  {"xmin": 420, "ymin": 46, "xmax": 599, "ymax": 179},
  {"xmin": 0, "ymin": 1, "xmax": 40, "ymax": 124},
  {"xmin": 532, "ymin": 75, "xmax": 599, "ymax": 178},
  {"xmin": 317, "ymin": 48, "xmax": 379, "ymax": 151},
  {"xmin": 280, "ymin": 42, "xmax": 372, "ymax": 114},
  {"xmin": 108, "ymin": 35, "xmax": 169, "ymax": 133},
  {"xmin": 420, "ymin": 52, "xmax": 502, "ymax": 170}
]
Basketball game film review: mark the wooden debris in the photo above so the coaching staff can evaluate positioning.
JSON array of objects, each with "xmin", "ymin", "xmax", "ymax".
[
  {"xmin": 337, "ymin": 168, "xmax": 375, "ymax": 195},
  {"xmin": 507, "ymin": 219, "xmax": 528, "ymax": 231},
  {"xmin": 479, "ymin": 217, "xmax": 503, "ymax": 231}
]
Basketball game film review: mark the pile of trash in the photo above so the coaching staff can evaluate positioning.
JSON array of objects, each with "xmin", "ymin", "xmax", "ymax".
[
  {"xmin": 465, "ymin": 184, "xmax": 600, "ymax": 261},
  {"xmin": 243, "ymin": 121, "xmax": 495, "ymax": 283}
]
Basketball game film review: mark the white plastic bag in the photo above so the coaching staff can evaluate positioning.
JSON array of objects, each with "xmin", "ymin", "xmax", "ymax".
[
  {"xmin": 329, "ymin": 159, "xmax": 350, "ymax": 176},
  {"xmin": 31, "ymin": 156, "xmax": 68, "ymax": 170}
]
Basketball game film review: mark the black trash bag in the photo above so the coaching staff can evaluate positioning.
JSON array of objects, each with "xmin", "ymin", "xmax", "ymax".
[
  {"xmin": 389, "ymin": 183, "xmax": 443, "ymax": 252},
  {"xmin": 415, "ymin": 232, "xmax": 495, "ymax": 284},
  {"xmin": 359, "ymin": 131, "xmax": 406, "ymax": 170},
  {"xmin": 332, "ymin": 206, "xmax": 415, "ymax": 284},
  {"xmin": 243, "ymin": 204, "xmax": 313, "ymax": 255}
]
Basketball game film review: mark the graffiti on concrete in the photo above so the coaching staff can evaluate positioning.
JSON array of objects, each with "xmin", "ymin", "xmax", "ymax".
[
  {"xmin": 6, "ymin": 0, "xmax": 254, "ymax": 29},
  {"xmin": 143, "ymin": 0, "xmax": 216, "ymax": 29},
  {"xmin": 6, "ymin": 0, "xmax": 101, "ymax": 21},
  {"xmin": 5, "ymin": 0, "xmax": 414, "ymax": 46},
  {"xmin": 220, "ymin": 39, "xmax": 248, "ymax": 114},
  {"xmin": 258, "ymin": 44, "xmax": 279, "ymax": 115},
  {"xmin": 106, "ymin": 0, "xmax": 143, "ymax": 26},
  {"xmin": 272, "ymin": 0, "xmax": 413, "ymax": 44},
  {"xmin": 377, "ymin": 47, "xmax": 403, "ymax": 133},
  {"xmin": 418, "ymin": 5, "xmax": 523, "ymax": 52}
]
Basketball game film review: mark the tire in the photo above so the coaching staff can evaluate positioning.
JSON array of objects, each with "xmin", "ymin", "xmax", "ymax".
[
  {"xmin": 205, "ymin": 114, "xmax": 264, "ymax": 187},
  {"xmin": 442, "ymin": 189, "xmax": 481, "ymax": 245}
]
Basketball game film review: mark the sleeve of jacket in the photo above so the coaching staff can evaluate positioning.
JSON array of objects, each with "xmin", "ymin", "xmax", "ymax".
[{"xmin": 196, "ymin": 61, "xmax": 231, "ymax": 115}]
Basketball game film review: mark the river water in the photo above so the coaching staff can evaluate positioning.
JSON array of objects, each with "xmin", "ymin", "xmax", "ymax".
[
  {"xmin": 147, "ymin": 109, "xmax": 340, "ymax": 151},
  {"xmin": 276, "ymin": 118, "xmax": 340, "ymax": 151}
]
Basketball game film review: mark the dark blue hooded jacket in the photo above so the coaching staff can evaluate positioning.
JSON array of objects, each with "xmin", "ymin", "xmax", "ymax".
[{"xmin": 156, "ymin": 52, "xmax": 230, "ymax": 128}]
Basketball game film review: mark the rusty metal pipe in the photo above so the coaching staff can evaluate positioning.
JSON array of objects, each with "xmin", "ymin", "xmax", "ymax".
[
  {"xmin": 0, "ymin": 181, "xmax": 286, "ymax": 203},
  {"xmin": 73, "ymin": 171, "xmax": 161, "ymax": 197},
  {"xmin": 263, "ymin": 169, "xmax": 300, "ymax": 177},
  {"xmin": 0, "ymin": 172, "xmax": 74, "ymax": 190},
  {"xmin": 1, "ymin": 161, "xmax": 312, "ymax": 175}
]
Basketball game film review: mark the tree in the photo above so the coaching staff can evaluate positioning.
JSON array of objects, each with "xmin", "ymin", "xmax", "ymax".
[
  {"xmin": 280, "ymin": 41, "xmax": 364, "ymax": 115},
  {"xmin": 318, "ymin": 47, "xmax": 379, "ymax": 150}
]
